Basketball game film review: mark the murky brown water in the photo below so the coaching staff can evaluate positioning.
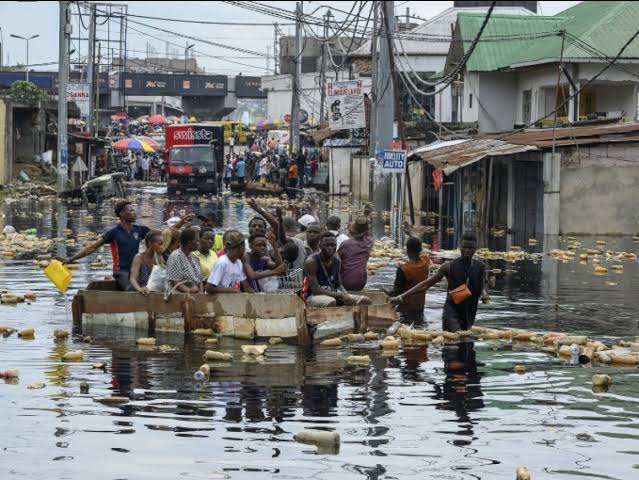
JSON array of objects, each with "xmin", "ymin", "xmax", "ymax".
[{"xmin": 1, "ymin": 186, "xmax": 639, "ymax": 479}]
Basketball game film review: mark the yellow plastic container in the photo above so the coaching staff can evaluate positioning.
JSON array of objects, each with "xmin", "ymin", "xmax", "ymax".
[{"xmin": 44, "ymin": 260, "xmax": 72, "ymax": 292}]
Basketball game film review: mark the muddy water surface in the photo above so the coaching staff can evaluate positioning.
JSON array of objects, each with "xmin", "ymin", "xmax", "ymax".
[{"xmin": 1, "ymin": 187, "xmax": 639, "ymax": 479}]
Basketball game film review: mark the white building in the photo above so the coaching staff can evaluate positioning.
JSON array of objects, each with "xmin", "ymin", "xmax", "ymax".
[{"xmin": 448, "ymin": 2, "xmax": 639, "ymax": 133}]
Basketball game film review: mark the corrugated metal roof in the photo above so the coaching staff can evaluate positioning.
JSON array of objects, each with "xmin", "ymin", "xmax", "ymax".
[
  {"xmin": 409, "ymin": 138, "xmax": 538, "ymax": 175},
  {"xmin": 459, "ymin": 1, "xmax": 639, "ymax": 72},
  {"xmin": 491, "ymin": 122, "xmax": 639, "ymax": 146}
]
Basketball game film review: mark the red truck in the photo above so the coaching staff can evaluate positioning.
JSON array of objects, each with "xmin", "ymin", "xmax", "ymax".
[{"xmin": 165, "ymin": 124, "xmax": 224, "ymax": 195}]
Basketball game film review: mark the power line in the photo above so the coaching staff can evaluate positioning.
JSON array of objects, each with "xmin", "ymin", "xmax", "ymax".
[{"xmin": 106, "ymin": 11, "xmax": 294, "ymax": 26}]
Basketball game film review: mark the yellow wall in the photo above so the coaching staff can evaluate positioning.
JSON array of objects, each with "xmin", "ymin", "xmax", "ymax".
[{"xmin": 0, "ymin": 99, "xmax": 6, "ymax": 185}]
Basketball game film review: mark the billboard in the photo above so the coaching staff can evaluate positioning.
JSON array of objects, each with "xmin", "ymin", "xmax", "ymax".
[
  {"xmin": 66, "ymin": 83, "xmax": 91, "ymax": 117},
  {"xmin": 235, "ymin": 76, "xmax": 266, "ymax": 98},
  {"xmin": 123, "ymin": 73, "xmax": 227, "ymax": 96},
  {"xmin": 326, "ymin": 80, "xmax": 365, "ymax": 130}
]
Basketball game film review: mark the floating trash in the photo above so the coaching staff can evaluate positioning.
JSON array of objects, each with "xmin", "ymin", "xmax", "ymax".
[
  {"xmin": 203, "ymin": 350, "xmax": 232, "ymax": 361},
  {"xmin": 241, "ymin": 345, "xmax": 267, "ymax": 356},
  {"xmin": 191, "ymin": 328, "xmax": 213, "ymax": 336},
  {"xmin": 136, "ymin": 337, "xmax": 156, "ymax": 346},
  {"xmin": 94, "ymin": 396, "xmax": 129, "ymax": 406},
  {"xmin": 347, "ymin": 355, "xmax": 371, "ymax": 365},
  {"xmin": 63, "ymin": 350, "xmax": 84, "ymax": 361},
  {"xmin": 27, "ymin": 382, "xmax": 46, "ymax": 390},
  {"xmin": 516, "ymin": 465, "xmax": 531, "ymax": 480},
  {"xmin": 320, "ymin": 338, "xmax": 342, "ymax": 348}
]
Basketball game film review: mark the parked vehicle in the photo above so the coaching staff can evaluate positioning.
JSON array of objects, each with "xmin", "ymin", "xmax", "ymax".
[{"xmin": 165, "ymin": 124, "xmax": 223, "ymax": 195}]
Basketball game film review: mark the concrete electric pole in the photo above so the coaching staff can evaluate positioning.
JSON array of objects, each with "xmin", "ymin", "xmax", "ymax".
[
  {"xmin": 58, "ymin": 1, "xmax": 70, "ymax": 193},
  {"xmin": 289, "ymin": 1, "xmax": 302, "ymax": 156},
  {"xmin": 318, "ymin": 9, "xmax": 331, "ymax": 126},
  {"xmin": 373, "ymin": 0, "xmax": 395, "ymax": 211},
  {"xmin": 86, "ymin": 3, "xmax": 96, "ymax": 135}
]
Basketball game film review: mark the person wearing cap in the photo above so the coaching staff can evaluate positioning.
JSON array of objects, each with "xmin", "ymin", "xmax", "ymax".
[
  {"xmin": 302, "ymin": 232, "xmax": 371, "ymax": 308},
  {"xmin": 326, "ymin": 216, "xmax": 349, "ymax": 249},
  {"xmin": 206, "ymin": 230, "xmax": 254, "ymax": 294},
  {"xmin": 295, "ymin": 214, "xmax": 318, "ymax": 242},
  {"xmin": 338, "ymin": 216, "xmax": 374, "ymax": 292}
]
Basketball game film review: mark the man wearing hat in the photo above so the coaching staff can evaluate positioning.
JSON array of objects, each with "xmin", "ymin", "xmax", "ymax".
[
  {"xmin": 338, "ymin": 216, "xmax": 374, "ymax": 291},
  {"xmin": 206, "ymin": 230, "xmax": 254, "ymax": 294}
]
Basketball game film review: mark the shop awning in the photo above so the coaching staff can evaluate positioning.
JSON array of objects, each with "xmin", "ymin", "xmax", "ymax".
[{"xmin": 409, "ymin": 138, "xmax": 538, "ymax": 175}]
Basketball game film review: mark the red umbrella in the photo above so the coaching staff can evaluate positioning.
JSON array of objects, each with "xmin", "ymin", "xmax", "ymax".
[
  {"xmin": 148, "ymin": 114, "xmax": 168, "ymax": 124},
  {"xmin": 110, "ymin": 111, "xmax": 128, "ymax": 121}
]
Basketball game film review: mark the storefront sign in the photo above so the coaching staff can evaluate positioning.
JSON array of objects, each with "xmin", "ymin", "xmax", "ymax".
[
  {"xmin": 326, "ymin": 80, "xmax": 365, "ymax": 130},
  {"xmin": 381, "ymin": 149, "xmax": 407, "ymax": 174},
  {"xmin": 66, "ymin": 83, "xmax": 91, "ymax": 117}
]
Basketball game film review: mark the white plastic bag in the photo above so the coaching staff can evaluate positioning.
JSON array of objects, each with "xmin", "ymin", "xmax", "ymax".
[
  {"xmin": 147, "ymin": 265, "xmax": 166, "ymax": 292},
  {"xmin": 258, "ymin": 275, "xmax": 279, "ymax": 293}
]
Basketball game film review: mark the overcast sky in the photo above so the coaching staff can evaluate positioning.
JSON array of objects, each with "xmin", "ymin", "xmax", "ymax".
[{"xmin": 0, "ymin": 1, "xmax": 581, "ymax": 75}]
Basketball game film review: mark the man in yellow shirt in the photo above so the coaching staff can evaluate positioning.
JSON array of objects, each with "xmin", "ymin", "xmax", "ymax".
[{"xmin": 193, "ymin": 230, "xmax": 218, "ymax": 280}]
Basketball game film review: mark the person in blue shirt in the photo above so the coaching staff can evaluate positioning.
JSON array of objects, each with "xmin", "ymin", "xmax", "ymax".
[
  {"xmin": 63, "ymin": 200, "xmax": 150, "ymax": 291},
  {"xmin": 235, "ymin": 156, "xmax": 246, "ymax": 186}
]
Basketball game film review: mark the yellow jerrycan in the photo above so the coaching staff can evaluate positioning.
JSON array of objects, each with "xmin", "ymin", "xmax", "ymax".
[{"xmin": 44, "ymin": 260, "xmax": 72, "ymax": 293}]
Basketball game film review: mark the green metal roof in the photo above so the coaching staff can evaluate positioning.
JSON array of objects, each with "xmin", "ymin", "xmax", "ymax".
[{"xmin": 458, "ymin": 1, "xmax": 639, "ymax": 72}]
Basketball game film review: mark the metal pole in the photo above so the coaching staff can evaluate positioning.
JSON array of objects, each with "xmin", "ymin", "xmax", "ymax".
[
  {"xmin": 373, "ymin": 0, "xmax": 395, "ymax": 212},
  {"xmin": 87, "ymin": 3, "xmax": 96, "ymax": 135},
  {"xmin": 0, "ymin": 27, "xmax": 3, "ymax": 69},
  {"xmin": 26, "ymin": 39, "xmax": 30, "ymax": 83},
  {"xmin": 319, "ymin": 10, "xmax": 330, "ymax": 125},
  {"xmin": 552, "ymin": 30, "xmax": 566, "ymax": 155},
  {"xmin": 289, "ymin": 1, "xmax": 302, "ymax": 156},
  {"xmin": 58, "ymin": 1, "xmax": 70, "ymax": 193}
]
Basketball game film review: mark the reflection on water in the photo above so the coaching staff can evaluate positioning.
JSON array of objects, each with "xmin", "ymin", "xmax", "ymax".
[{"xmin": 1, "ymin": 187, "xmax": 639, "ymax": 479}]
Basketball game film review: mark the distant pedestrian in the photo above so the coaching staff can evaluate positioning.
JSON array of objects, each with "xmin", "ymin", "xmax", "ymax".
[
  {"xmin": 235, "ymin": 156, "xmax": 246, "ymax": 187},
  {"xmin": 296, "ymin": 151, "xmax": 306, "ymax": 189},
  {"xmin": 141, "ymin": 154, "xmax": 150, "ymax": 182}
]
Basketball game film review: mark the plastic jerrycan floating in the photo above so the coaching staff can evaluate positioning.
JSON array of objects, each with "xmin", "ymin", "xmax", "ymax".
[{"xmin": 44, "ymin": 260, "xmax": 72, "ymax": 293}]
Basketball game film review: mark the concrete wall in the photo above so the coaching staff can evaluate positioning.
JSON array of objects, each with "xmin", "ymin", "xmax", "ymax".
[
  {"xmin": 559, "ymin": 143, "xmax": 639, "ymax": 234},
  {"xmin": 475, "ymin": 72, "xmax": 518, "ymax": 132},
  {"xmin": 594, "ymin": 84, "xmax": 636, "ymax": 117}
]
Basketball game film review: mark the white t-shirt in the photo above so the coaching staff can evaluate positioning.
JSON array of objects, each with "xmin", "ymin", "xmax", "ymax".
[
  {"xmin": 207, "ymin": 255, "xmax": 246, "ymax": 290},
  {"xmin": 329, "ymin": 230, "xmax": 349, "ymax": 249}
]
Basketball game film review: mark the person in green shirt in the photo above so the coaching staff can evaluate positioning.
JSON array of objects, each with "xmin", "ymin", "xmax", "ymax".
[{"xmin": 193, "ymin": 229, "xmax": 219, "ymax": 280}]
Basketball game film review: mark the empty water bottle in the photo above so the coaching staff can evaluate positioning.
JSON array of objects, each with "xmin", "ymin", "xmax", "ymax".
[{"xmin": 193, "ymin": 370, "xmax": 205, "ymax": 382}]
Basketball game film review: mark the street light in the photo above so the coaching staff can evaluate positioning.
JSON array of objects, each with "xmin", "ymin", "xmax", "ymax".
[
  {"xmin": 10, "ymin": 33, "xmax": 39, "ymax": 83},
  {"xmin": 184, "ymin": 43, "xmax": 195, "ymax": 75}
]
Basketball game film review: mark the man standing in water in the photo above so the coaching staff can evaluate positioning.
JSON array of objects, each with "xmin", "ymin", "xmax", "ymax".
[
  {"xmin": 390, "ymin": 232, "xmax": 489, "ymax": 332},
  {"xmin": 62, "ymin": 200, "xmax": 149, "ymax": 291}
]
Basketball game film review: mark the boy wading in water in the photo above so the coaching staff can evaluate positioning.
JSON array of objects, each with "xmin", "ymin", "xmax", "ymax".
[{"xmin": 391, "ymin": 232, "xmax": 489, "ymax": 332}]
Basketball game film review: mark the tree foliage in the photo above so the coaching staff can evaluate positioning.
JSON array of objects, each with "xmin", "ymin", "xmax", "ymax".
[{"xmin": 7, "ymin": 80, "xmax": 49, "ymax": 102}]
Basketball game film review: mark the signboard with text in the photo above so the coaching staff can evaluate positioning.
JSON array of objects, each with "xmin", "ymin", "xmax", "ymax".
[
  {"xmin": 122, "ymin": 73, "xmax": 227, "ymax": 96},
  {"xmin": 381, "ymin": 149, "xmax": 407, "ymax": 174},
  {"xmin": 326, "ymin": 80, "xmax": 365, "ymax": 130},
  {"xmin": 66, "ymin": 83, "xmax": 91, "ymax": 117},
  {"xmin": 235, "ymin": 76, "xmax": 266, "ymax": 98}
]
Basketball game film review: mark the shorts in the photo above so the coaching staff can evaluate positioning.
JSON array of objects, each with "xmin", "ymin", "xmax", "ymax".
[
  {"xmin": 398, "ymin": 310, "xmax": 425, "ymax": 325},
  {"xmin": 442, "ymin": 306, "xmax": 474, "ymax": 332},
  {"xmin": 113, "ymin": 271, "xmax": 131, "ymax": 291}
]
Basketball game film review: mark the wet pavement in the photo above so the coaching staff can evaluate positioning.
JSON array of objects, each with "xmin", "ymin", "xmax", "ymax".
[{"xmin": 1, "ymin": 186, "xmax": 639, "ymax": 479}]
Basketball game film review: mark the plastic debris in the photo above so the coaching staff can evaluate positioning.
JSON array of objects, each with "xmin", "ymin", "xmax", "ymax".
[
  {"xmin": 93, "ymin": 396, "xmax": 129, "ymax": 405},
  {"xmin": 203, "ymin": 350, "xmax": 232, "ymax": 361},
  {"xmin": 63, "ymin": 350, "xmax": 84, "ymax": 361},
  {"xmin": 320, "ymin": 338, "xmax": 342, "ymax": 348},
  {"xmin": 268, "ymin": 337, "xmax": 283, "ymax": 345},
  {"xmin": 18, "ymin": 328, "xmax": 35, "ymax": 339},
  {"xmin": 191, "ymin": 328, "xmax": 214, "ymax": 336},
  {"xmin": 516, "ymin": 465, "xmax": 531, "ymax": 480},
  {"xmin": 27, "ymin": 382, "xmax": 46, "ymax": 390},
  {"xmin": 347, "ymin": 355, "xmax": 371, "ymax": 365},
  {"xmin": 136, "ymin": 337, "xmax": 156, "ymax": 346},
  {"xmin": 241, "ymin": 345, "xmax": 268, "ymax": 356}
]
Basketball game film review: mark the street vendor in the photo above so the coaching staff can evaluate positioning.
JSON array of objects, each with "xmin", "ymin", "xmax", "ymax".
[
  {"xmin": 302, "ymin": 232, "xmax": 371, "ymax": 308},
  {"xmin": 390, "ymin": 232, "xmax": 489, "ymax": 332},
  {"xmin": 62, "ymin": 200, "xmax": 149, "ymax": 291}
]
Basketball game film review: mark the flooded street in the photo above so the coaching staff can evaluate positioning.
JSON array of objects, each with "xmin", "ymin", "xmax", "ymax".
[{"xmin": 2, "ymin": 187, "xmax": 639, "ymax": 480}]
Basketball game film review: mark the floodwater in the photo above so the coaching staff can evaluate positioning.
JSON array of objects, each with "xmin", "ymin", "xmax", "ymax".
[{"xmin": 1, "ymin": 186, "xmax": 639, "ymax": 480}]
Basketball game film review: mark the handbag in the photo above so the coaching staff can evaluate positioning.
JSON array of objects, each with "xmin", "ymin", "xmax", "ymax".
[
  {"xmin": 449, "ymin": 282, "xmax": 472, "ymax": 304},
  {"xmin": 450, "ymin": 264, "xmax": 473, "ymax": 305},
  {"xmin": 147, "ymin": 253, "xmax": 166, "ymax": 292}
]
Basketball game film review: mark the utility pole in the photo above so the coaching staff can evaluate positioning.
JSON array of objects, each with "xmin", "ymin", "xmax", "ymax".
[
  {"xmin": 318, "ymin": 9, "xmax": 331, "ymax": 126},
  {"xmin": 273, "ymin": 23, "xmax": 279, "ymax": 75},
  {"xmin": 289, "ymin": 1, "xmax": 302, "ymax": 156},
  {"xmin": 368, "ymin": 2, "xmax": 378, "ymax": 156},
  {"xmin": 373, "ymin": 0, "xmax": 395, "ymax": 211},
  {"xmin": 86, "ymin": 3, "xmax": 96, "ymax": 135},
  {"xmin": 58, "ymin": 1, "xmax": 70, "ymax": 194},
  {"xmin": 95, "ymin": 42, "xmax": 101, "ymax": 137}
]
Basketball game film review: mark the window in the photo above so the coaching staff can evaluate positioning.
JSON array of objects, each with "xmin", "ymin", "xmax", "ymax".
[
  {"xmin": 469, "ymin": 94, "xmax": 473, "ymax": 109},
  {"xmin": 522, "ymin": 90, "xmax": 532, "ymax": 124}
]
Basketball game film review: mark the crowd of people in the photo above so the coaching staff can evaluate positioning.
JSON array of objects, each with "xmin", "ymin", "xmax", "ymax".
[{"xmin": 62, "ymin": 196, "xmax": 490, "ymax": 332}]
